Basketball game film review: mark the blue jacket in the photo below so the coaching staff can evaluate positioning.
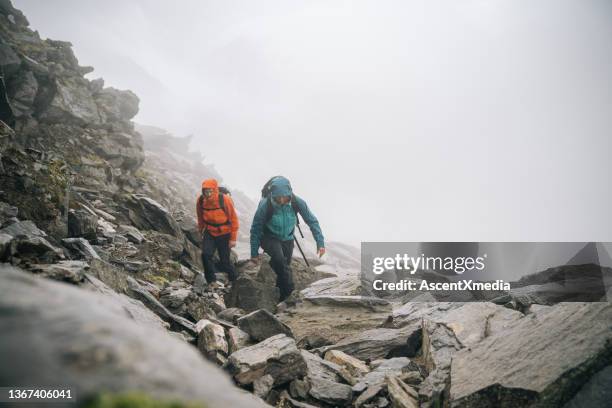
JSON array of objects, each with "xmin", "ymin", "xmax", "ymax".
[{"xmin": 250, "ymin": 177, "xmax": 324, "ymax": 257}]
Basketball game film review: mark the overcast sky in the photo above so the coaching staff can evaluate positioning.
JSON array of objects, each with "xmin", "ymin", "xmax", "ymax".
[{"xmin": 15, "ymin": 0, "xmax": 612, "ymax": 246}]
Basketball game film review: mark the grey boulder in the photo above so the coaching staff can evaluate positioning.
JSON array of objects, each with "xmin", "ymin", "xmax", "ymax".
[
  {"xmin": 450, "ymin": 302, "xmax": 612, "ymax": 407},
  {"xmin": 318, "ymin": 324, "xmax": 421, "ymax": 362},
  {"xmin": 353, "ymin": 357, "xmax": 420, "ymax": 393},
  {"xmin": 237, "ymin": 309, "xmax": 294, "ymax": 342},
  {"xmin": 62, "ymin": 237, "xmax": 101, "ymax": 260},
  {"xmin": 68, "ymin": 209, "xmax": 98, "ymax": 240},
  {"xmin": 29, "ymin": 260, "xmax": 89, "ymax": 284},
  {"xmin": 227, "ymin": 334, "xmax": 307, "ymax": 387},
  {"xmin": 0, "ymin": 265, "xmax": 267, "ymax": 407}
]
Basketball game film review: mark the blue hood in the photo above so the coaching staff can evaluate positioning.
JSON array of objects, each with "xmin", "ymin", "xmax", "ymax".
[{"xmin": 269, "ymin": 176, "xmax": 292, "ymax": 198}]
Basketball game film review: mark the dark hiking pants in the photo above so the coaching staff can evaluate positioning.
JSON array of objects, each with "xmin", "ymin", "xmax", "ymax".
[
  {"xmin": 201, "ymin": 231, "xmax": 236, "ymax": 284},
  {"xmin": 261, "ymin": 234, "xmax": 294, "ymax": 301}
]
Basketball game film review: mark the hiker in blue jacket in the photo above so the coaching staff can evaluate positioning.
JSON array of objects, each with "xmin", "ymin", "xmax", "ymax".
[{"xmin": 250, "ymin": 176, "xmax": 325, "ymax": 301}]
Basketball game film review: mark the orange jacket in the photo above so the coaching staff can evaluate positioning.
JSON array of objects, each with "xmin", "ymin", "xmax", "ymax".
[{"xmin": 196, "ymin": 179, "xmax": 239, "ymax": 241}]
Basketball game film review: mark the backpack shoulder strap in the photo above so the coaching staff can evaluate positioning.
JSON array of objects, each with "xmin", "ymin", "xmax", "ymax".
[
  {"xmin": 291, "ymin": 194, "xmax": 301, "ymax": 225},
  {"xmin": 218, "ymin": 193, "xmax": 225, "ymax": 210}
]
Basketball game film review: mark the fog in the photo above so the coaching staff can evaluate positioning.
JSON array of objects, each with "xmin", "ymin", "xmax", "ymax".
[{"xmin": 15, "ymin": 0, "xmax": 612, "ymax": 246}]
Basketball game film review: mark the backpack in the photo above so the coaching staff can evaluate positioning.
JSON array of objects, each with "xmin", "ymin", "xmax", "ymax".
[
  {"xmin": 198, "ymin": 186, "xmax": 231, "ymax": 226},
  {"xmin": 261, "ymin": 176, "xmax": 302, "ymax": 225}
]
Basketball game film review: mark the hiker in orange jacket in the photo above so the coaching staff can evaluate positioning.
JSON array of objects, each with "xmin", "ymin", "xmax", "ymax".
[{"xmin": 196, "ymin": 179, "xmax": 239, "ymax": 285}]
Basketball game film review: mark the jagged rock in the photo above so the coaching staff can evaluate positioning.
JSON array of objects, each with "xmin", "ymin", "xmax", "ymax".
[
  {"xmin": 114, "ymin": 258, "xmax": 148, "ymax": 273},
  {"xmin": 386, "ymin": 376, "xmax": 418, "ymax": 408},
  {"xmin": 127, "ymin": 195, "xmax": 183, "ymax": 238},
  {"xmin": 197, "ymin": 320, "xmax": 228, "ymax": 364},
  {"xmin": 250, "ymin": 256, "xmax": 333, "ymax": 293},
  {"xmin": 253, "ymin": 374, "xmax": 275, "ymax": 399},
  {"xmin": 185, "ymin": 292, "xmax": 225, "ymax": 321},
  {"xmin": 117, "ymin": 224, "xmax": 145, "ymax": 244},
  {"xmin": 0, "ymin": 43, "xmax": 21, "ymax": 77},
  {"xmin": 297, "ymin": 334, "xmax": 333, "ymax": 350},
  {"xmin": 279, "ymin": 391, "xmax": 320, "ymax": 408},
  {"xmin": 325, "ymin": 349, "xmax": 370, "ymax": 385},
  {"xmin": 195, "ymin": 319, "xmax": 213, "ymax": 333},
  {"xmin": 88, "ymin": 77, "xmax": 104, "ymax": 93},
  {"xmin": 0, "ymin": 219, "xmax": 46, "ymax": 237},
  {"xmin": 39, "ymin": 77, "xmax": 101, "ymax": 125},
  {"xmin": 297, "ymin": 349, "xmax": 353, "ymax": 405},
  {"xmin": 178, "ymin": 216, "xmax": 201, "ymax": 247},
  {"xmin": 88, "ymin": 258, "xmax": 128, "ymax": 292},
  {"xmin": 386, "ymin": 302, "xmax": 462, "ymax": 329},
  {"xmin": 302, "ymin": 349, "xmax": 344, "ymax": 382},
  {"xmin": 237, "ymin": 309, "xmax": 294, "ymax": 342},
  {"xmin": 143, "ymin": 231, "xmax": 184, "ymax": 258},
  {"xmin": 308, "ymin": 377, "xmax": 353, "ymax": 406},
  {"xmin": 9, "ymin": 235, "xmax": 62, "ymax": 263},
  {"xmin": 68, "ymin": 209, "xmax": 98, "ymax": 240},
  {"xmin": 419, "ymin": 320, "xmax": 463, "ymax": 408},
  {"xmin": 179, "ymin": 264, "xmax": 194, "ymax": 281},
  {"xmin": 0, "ymin": 75, "xmax": 15, "ymax": 126},
  {"xmin": 193, "ymin": 272, "xmax": 207, "ymax": 295},
  {"xmin": 0, "ymin": 232, "xmax": 12, "ymax": 260},
  {"xmin": 505, "ymin": 262, "xmax": 612, "ymax": 306},
  {"xmin": 82, "ymin": 273, "xmax": 168, "ymax": 332},
  {"xmin": 450, "ymin": 303, "xmax": 612, "ymax": 407},
  {"xmin": 304, "ymin": 295, "xmax": 389, "ymax": 310},
  {"xmin": 279, "ymin": 276, "xmax": 391, "ymax": 346},
  {"xmin": 96, "ymin": 218, "xmax": 117, "ymax": 241},
  {"xmin": 132, "ymin": 278, "xmax": 161, "ymax": 298},
  {"xmin": 0, "ymin": 265, "xmax": 267, "ymax": 407},
  {"xmin": 300, "ymin": 275, "xmax": 364, "ymax": 298},
  {"xmin": 226, "ymin": 255, "xmax": 331, "ymax": 314},
  {"xmin": 353, "ymin": 358, "xmax": 420, "ymax": 393},
  {"xmin": 318, "ymin": 324, "xmax": 421, "ymax": 362},
  {"xmin": 11, "ymin": 70, "xmax": 38, "ymax": 115},
  {"xmin": 354, "ymin": 383, "xmax": 384, "ymax": 407},
  {"xmin": 204, "ymin": 292, "xmax": 226, "ymax": 313},
  {"xmin": 94, "ymin": 87, "xmax": 139, "ymax": 122},
  {"xmin": 397, "ymin": 371, "xmax": 422, "ymax": 386},
  {"xmin": 375, "ymin": 397, "xmax": 390, "ymax": 407},
  {"xmin": 127, "ymin": 277, "xmax": 196, "ymax": 336},
  {"xmin": 218, "ymin": 307, "xmax": 245, "ymax": 323},
  {"xmin": 93, "ymin": 207, "xmax": 116, "ymax": 222},
  {"xmin": 289, "ymin": 257, "xmax": 336, "ymax": 292},
  {"xmin": 227, "ymin": 274, "xmax": 280, "ymax": 313},
  {"xmin": 290, "ymin": 378, "xmax": 311, "ymax": 399},
  {"xmin": 228, "ymin": 327, "xmax": 253, "ymax": 353},
  {"xmin": 227, "ymin": 334, "xmax": 307, "ymax": 386},
  {"xmin": 393, "ymin": 302, "xmax": 522, "ymax": 348},
  {"xmin": 0, "ymin": 201, "xmax": 18, "ymax": 223},
  {"xmin": 29, "ymin": 260, "xmax": 88, "ymax": 283},
  {"xmin": 61, "ymin": 237, "xmax": 101, "ymax": 260},
  {"xmin": 93, "ymin": 131, "xmax": 144, "ymax": 171},
  {"xmin": 159, "ymin": 285, "xmax": 191, "ymax": 314}
]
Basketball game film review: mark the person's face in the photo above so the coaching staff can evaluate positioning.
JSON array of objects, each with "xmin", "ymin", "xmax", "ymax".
[
  {"xmin": 274, "ymin": 195, "xmax": 291, "ymax": 205},
  {"xmin": 203, "ymin": 188, "xmax": 214, "ymax": 198}
]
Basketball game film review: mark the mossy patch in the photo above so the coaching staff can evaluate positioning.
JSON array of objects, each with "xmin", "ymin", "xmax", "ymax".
[
  {"xmin": 82, "ymin": 392, "xmax": 206, "ymax": 408},
  {"xmin": 146, "ymin": 275, "xmax": 170, "ymax": 288}
]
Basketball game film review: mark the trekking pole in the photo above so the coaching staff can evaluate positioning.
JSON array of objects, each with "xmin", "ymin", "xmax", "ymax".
[{"xmin": 293, "ymin": 236, "xmax": 310, "ymax": 267}]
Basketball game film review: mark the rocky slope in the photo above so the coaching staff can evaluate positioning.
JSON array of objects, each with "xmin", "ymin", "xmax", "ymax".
[{"xmin": 0, "ymin": 2, "xmax": 610, "ymax": 408}]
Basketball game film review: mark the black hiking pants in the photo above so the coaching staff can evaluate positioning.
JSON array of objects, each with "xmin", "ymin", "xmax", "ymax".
[
  {"xmin": 261, "ymin": 234, "xmax": 294, "ymax": 301},
  {"xmin": 201, "ymin": 231, "xmax": 236, "ymax": 284}
]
